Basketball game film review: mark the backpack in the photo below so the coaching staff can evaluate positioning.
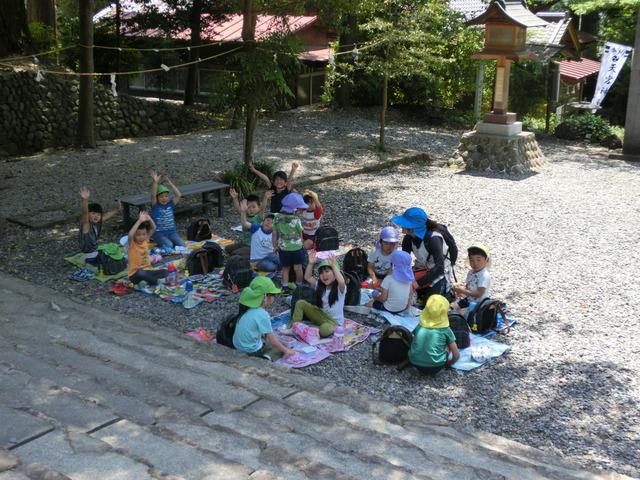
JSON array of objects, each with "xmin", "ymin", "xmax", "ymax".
[
  {"xmin": 186, "ymin": 241, "xmax": 224, "ymax": 275},
  {"xmin": 372, "ymin": 325, "xmax": 413, "ymax": 365},
  {"xmin": 216, "ymin": 313, "xmax": 240, "ymax": 349},
  {"xmin": 315, "ymin": 226, "xmax": 339, "ymax": 252},
  {"xmin": 187, "ymin": 218, "xmax": 212, "ymax": 242},
  {"xmin": 467, "ymin": 298, "xmax": 508, "ymax": 334},
  {"xmin": 426, "ymin": 224, "xmax": 458, "ymax": 267},
  {"xmin": 343, "ymin": 270, "xmax": 361, "ymax": 306},
  {"xmin": 448, "ymin": 311, "xmax": 471, "ymax": 349},
  {"xmin": 222, "ymin": 255, "xmax": 254, "ymax": 289},
  {"xmin": 342, "ymin": 247, "xmax": 368, "ymax": 280},
  {"xmin": 95, "ymin": 243, "xmax": 127, "ymax": 275}
]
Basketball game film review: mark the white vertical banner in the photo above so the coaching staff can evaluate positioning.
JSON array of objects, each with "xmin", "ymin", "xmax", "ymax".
[{"xmin": 592, "ymin": 41, "xmax": 633, "ymax": 106}]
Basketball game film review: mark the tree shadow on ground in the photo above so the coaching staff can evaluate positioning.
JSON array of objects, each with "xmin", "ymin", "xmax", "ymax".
[{"xmin": 454, "ymin": 169, "xmax": 540, "ymax": 182}]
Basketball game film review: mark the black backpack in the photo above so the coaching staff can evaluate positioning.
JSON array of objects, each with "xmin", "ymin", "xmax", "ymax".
[
  {"xmin": 96, "ymin": 251, "xmax": 127, "ymax": 275},
  {"xmin": 467, "ymin": 298, "xmax": 508, "ymax": 334},
  {"xmin": 187, "ymin": 218, "xmax": 212, "ymax": 242},
  {"xmin": 448, "ymin": 311, "xmax": 471, "ymax": 349},
  {"xmin": 315, "ymin": 226, "xmax": 339, "ymax": 252},
  {"xmin": 216, "ymin": 313, "xmax": 240, "ymax": 349},
  {"xmin": 222, "ymin": 255, "xmax": 254, "ymax": 289},
  {"xmin": 426, "ymin": 224, "xmax": 458, "ymax": 267},
  {"xmin": 342, "ymin": 247, "xmax": 368, "ymax": 280},
  {"xmin": 186, "ymin": 241, "xmax": 224, "ymax": 275},
  {"xmin": 343, "ymin": 270, "xmax": 361, "ymax": 306},
  {"xmin": 372, "ymin": 326, "xmax": 414, "ymax": 365}
]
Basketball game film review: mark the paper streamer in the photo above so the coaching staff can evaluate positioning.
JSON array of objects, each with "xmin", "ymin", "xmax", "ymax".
[
  {"xmin": 160, "ymin": 63, "xmax": 170, "ymax": 72},
  {"xmin": 35, "ymin": 69, "xmax": 44, "ymax": 82},
  {"xmin": 110, "ymin": 73, "xmax": 118, "ymax": 97},
  {"xmin": 328, "ymin": 50, "xmax": 335, "ymax": 67}
]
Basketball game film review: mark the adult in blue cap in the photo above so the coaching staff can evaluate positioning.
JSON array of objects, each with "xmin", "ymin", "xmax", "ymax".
[{"xmin": 391, "ymin": 207, "xmax": 454, "ymax": 302}]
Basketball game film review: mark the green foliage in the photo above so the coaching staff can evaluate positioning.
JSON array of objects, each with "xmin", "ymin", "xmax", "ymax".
[
  {"xmin": 232, "ymin": 34, "xmax": 301, "ymax": 113},
  {"xmin": 28, "ymin": 21, "xmax": 56, "ymax": 52},
  {"xmin": 218, "ymin": 160, "xmax": 276, "ymax": 198},
  {"xmin": 204, "ymin": 71, "xmax": 239, "ymax": 113},
  {"xmin": 559, "ymin": 113, "xmax": 612, "ymax": 141},
  {"xmin": 523, "ymin": 113, "xmax": 556, "ymax": 134},
  {"xmin": 509, "ymin": 61, "xmax": 547, "ymax": 119},
  {"xmin": 330, "ymin": 0, "xmax": 482, "ymax": 111}
]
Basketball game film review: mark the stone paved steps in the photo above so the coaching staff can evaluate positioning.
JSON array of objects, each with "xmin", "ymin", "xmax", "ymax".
[{"xmin": 0, "ymin": 273, "xmax": 632, "ymax": 480}]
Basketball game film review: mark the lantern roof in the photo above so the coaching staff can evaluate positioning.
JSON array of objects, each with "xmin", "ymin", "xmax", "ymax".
[{"xmin": 466, "ymin": 0, "xmax": 548, "ymax": 28}]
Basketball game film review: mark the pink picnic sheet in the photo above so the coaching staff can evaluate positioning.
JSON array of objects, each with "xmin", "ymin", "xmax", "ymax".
[{"xmin": 276, "ymin": 318, "xmax": 379, "ymax": 368}]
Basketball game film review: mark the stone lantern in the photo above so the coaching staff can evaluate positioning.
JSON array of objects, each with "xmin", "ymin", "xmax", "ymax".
[{"xmin": 450, "ymin": 0, "xmax": 547, "ymax": 174}]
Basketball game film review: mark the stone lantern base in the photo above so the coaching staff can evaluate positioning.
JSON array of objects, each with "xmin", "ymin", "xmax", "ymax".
[{"xmin": 450, "ymin": 126, "xmax": 546, "ymax": 175}]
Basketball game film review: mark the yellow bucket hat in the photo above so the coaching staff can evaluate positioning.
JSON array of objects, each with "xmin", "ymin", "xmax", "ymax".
[{"xmin": 419, "ymin": 295, "xmax": 450, "ymax": 329}]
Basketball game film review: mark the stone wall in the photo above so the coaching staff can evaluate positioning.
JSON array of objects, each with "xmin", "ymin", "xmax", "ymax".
[
  {"xmin": 0, "ymin": 71, "xmax": 200, "ymax": 157},
  {"xmin": 449, "ymin": 131, "xmax": 546, "ymax": 175}
]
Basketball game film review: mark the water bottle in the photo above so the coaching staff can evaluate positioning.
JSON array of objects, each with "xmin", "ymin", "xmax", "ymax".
[{"xmin": 166, "ymin": 264, "xmax": 178, "ymax": 286}]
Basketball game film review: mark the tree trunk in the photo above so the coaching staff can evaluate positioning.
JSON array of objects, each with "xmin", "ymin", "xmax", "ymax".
[
  {"xmin": 27, "ymin": 0, "xmax": 56, "ymax": 28},
  {"xmin": 241, "ymin": 0, "xmax": 257, "ymax": 165},
  {"xmin": 77, "ymin": 0, "xmax": 95, "ymax": 148},
  {"xmin": 379, "ymin": 70, "xmax": 388, "ymax": 151},
  {"xmin": 0, "ymin": 0, "xmax": 30, "ymax": 56},
  {"xmin": 244, "ymin": 108, "xmax": 257, "ymax": 164},
  {"xmin": 623, "ymin": 9, "xmax": 640, "ymax": 155},
  {"xmin": 334, "ymin": 14, "xmax": 356, "ymax": 108},
  {"xmin": 184, "ymin": 0, "xmax": 202, "ymax": 106}
]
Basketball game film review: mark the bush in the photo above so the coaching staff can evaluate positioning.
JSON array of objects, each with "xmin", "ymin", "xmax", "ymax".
[
  {"xmin": 219, "ymin": 160, "xmax": 276, "ymax": 198},
  {"xmin": 555, "ymin": 114, "xmax": 612, "ymax": 142}
]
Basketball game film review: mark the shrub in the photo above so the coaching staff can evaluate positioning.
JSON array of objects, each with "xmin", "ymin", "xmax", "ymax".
[
  {"xmin": 219, "ymin": 160, "xmax": 276, "ymax": 198},
  {"xmin": 555, "ymin": 114, "xmax": 612, "ymax": 142}
]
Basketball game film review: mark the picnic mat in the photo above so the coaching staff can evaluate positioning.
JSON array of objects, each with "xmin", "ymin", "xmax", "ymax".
[
  {"xmin": 451, "ymin": 334, "xmax": 510, "ymax": 371},
  {"xmin": 65, "ymin": 253, "xmax": 128, "ymax": 282},
  {"xmin": 270, "ymin": 310, "xmax": 380, "ymax": 368}
]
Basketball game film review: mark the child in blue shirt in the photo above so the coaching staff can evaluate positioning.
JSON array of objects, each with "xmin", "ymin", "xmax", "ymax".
[
  {"xmin": 232, "ymin": 277, "xmax": 295, "ymax": 361},
  {"xmin": 150, "ymin": 170, "xmax": 184, "ymax": 250},
  {"xmin": 238, "ymin": 199, "xmax": 279, "ymax": 272}
]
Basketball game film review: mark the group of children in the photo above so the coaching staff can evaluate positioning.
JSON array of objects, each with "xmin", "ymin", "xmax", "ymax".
[{"xmin": 78, "ymin": 165, "xmax": 493, "ymax": 374}]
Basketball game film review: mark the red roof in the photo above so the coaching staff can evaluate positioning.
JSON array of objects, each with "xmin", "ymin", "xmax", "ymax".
[
  {"xmin": 298, "ymin": 47, "xmax": 331, "ymax": 62},
  {"xmin": 173, "ymin": 14, "xmax": 319, "ymax": 42},
  {"xmin": 557, "ymin": 58, "xmax": 601, "ymax": 82}
]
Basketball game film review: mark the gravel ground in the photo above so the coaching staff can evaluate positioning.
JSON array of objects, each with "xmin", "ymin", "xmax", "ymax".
[{"xmin": 1, "ymin": 107, "xmax": 639, "ymax": 478}]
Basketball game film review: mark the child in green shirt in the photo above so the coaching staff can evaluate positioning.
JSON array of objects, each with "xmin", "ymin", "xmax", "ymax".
[
  {"xmin": 272, "ymin": 192, "xmax": 307, "ymax": 291},
  {"xmin": 408, "ymin": 294, "xmax": 460, "ymax": 375}
]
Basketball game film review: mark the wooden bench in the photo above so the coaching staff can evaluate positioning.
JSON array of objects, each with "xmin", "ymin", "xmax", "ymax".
[{"xmin": 120, "ymin": 180, "xmax": 228, "ymax": 227}]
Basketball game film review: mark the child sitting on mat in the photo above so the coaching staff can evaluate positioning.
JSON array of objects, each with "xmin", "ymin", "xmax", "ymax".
[
  {"xmin": 289, "ymin": 251, "xmax": 345, "ymax": 338},
  {"xmin": 451, "ymin": 244, "xmax": 491, "ymax": 317},
  {"xmin": 150, "ymin": 170, "xmax": 184, "ymax": 250},
  {"xmin": 367, "ymin": 250, "xmax": 414, "ymax": 314},
  {"xmin": 233, "ymin": 277, "xmax": 296, "ymax": 361},
  {"xmin": 226, "ymin": 188, "xmax": 270, "ymax": 258},
  {"xmin": 79, "ymin": 186, "xmax": 121, "ymax": 263},
  {"xmin": 127, "ymin": 211, "xmax": 168, "ymax": 287},
  {"xmin": 408, "ymin": 294, "xmax": 460, "ymax": 375},
  {"xmin": 238, "ymin": 199, "xmax": 280, "ymax": 272},
  {"xmin": 367, "ymin": 226, "xmax": 399, "ymax": 287}
]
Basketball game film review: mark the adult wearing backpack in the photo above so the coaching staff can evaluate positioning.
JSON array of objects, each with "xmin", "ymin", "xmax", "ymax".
[{"xmin": 392, "ymin": 207, "xmax": 455, "ymax": 302}]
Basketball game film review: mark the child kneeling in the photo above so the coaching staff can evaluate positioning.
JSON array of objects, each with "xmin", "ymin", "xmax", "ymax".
[
  {"xmin": 232, "ymin": 277, "xmax": 296, "ymax": 361},
  {"xmin": 408, "ymin": 294, "xmax": 460, "ymax": 375},
  {"xmin": 290, "ymin": 252, "xmax": 345, "ymax": 338}
]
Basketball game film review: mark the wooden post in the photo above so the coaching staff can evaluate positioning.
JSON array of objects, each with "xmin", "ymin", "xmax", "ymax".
[
  {"xmin": 623, "ymin": 10, "xmax": 640, "ymax": 156},
  {"xmin": 77, "ymin": 0, "xmax": 95, "ymax": 148},
  {"xmin": 473, "ymin": 63, "xmax": 484, "ymax": 120}
]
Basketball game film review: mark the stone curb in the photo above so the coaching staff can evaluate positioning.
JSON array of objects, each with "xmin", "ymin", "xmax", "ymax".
[{"xmin": 296, "ymin": 150, "xmax": 431, "ymax": 188}]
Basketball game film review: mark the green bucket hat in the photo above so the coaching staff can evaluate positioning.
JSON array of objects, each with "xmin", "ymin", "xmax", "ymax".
[
  {"xmin": 156, "ymin": 184, "xmax": 170, "ymax": 195},
  {"xmin": 97, "ymin": 242, "xmax": 125, "ymax": 260},
  {"xmin": 239, "ymin": 277, "xmax": 282, "ymax": 308},
  {"xmin": 317, "ymin": 260, "xmax": 333, "ymax": 270}
]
